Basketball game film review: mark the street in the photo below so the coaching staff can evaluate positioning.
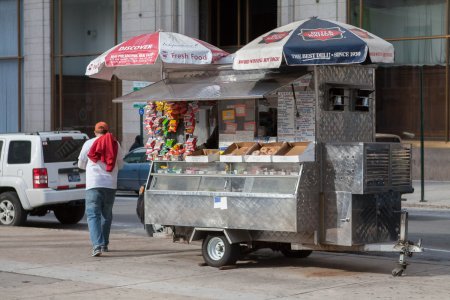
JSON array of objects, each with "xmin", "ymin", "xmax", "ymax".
[
  {"xmin": 26, "ymin": 193, "xmax": 145, "ymax": 236},
  {"xmin": 26, "ymin": 194, "xmax": 450, "ymax": 265},
  {"xmin": 408, "ymin": 209, "xmax": 450, "ymax": 262}
]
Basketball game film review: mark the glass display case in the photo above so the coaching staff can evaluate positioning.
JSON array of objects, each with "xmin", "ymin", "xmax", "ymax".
[{"xmin": 148, "ymin": 161, "xmax": 301, "ymax": 196}]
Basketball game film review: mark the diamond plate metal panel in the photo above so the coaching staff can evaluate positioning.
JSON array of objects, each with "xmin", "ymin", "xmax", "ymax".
[
  {"xmin": 299, "ymin": 162, "xmax": 321, "ymax": 191},
  {"xmin": 145, "ymin": 193, "xmax": 297, "ymax": 232},
  {"xmin": 297, "ymin": 191, "xmax": 320, "ymax": 233},
  {"xmin": 352, "ymin": 195, "xmax": 377, "ymax": 244},
  {"xmin": 316, "ymin": 65, "xmax": 374, "ymax": 87},
  {"xmin": 315, "ymin": 65, "xmax": 375, "ymax": 143},
  {"xmin": 353, "ymin": 193, "xmax": 401, "ymax": 244},
  {"xmin": 323, "ymin": 192, "xmax": 353, "ymax": 246},
  {"xmin": 322, "ymin": 144, "xmax": 364, "ymax": 193},
  {"xmin": 318, "ymin": 112, "xmax": 374, "ymax": 143},
  {"xmin": 323, "ymin": 192, "xmax": 401, "ymax": 246}
]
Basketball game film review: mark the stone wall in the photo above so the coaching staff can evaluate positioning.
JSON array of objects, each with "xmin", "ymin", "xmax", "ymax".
[
  {"xmin": 23, "ymin": 0, "xmax": 51, "ymax": 132},
  {"xmin": 278, "ymin": 0, "xmax": 346, "ymax": 25},
  {"xmin": 121, "ymin": 0, "xmax": 199, "ymax": 151},
  {"xmin": 412, "ymin": 147, "xmax": 450, "ymax": 181}
]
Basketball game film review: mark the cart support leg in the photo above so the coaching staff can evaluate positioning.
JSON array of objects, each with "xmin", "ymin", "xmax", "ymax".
[
  {"xmin": 392, "ymin": 211, "xmax": 423, "ymax": 276},
  {"xmin": 362, "ymin": 211, "xmax": 423, "ymax": 275},
  {"xmin": 392, "ymin": 210, "xmax": 413, "ymax": 277}
]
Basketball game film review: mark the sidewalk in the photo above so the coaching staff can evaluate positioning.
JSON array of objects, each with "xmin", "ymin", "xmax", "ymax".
[
  {"xmin": 403, "ymin": 180, "xmax": 450, "ymax": 209},
  {"xmin": 1, "ymin": 226, "xmax": 450, "ymax": 299},
  {"xmin": 1, "ymin": 181, "xmax": 449, "ymax": 299}
]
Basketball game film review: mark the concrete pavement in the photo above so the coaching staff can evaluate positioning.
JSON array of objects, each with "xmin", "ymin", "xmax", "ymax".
[
  {"xmin": 1, "ymin": 225, "xmax": 450, "ymax": 300},
  {"xmin": 403, "ymin": 180, "xmax": 450, "ymax": 209},
  {"xmin": 1, "ymin": 181, "xmax": 450, "ymax": 299}
]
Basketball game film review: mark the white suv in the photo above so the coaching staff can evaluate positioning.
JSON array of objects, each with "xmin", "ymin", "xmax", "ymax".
[{"xmin": 0, "ymin": 131, "xmax": 88, "ymax": 226}]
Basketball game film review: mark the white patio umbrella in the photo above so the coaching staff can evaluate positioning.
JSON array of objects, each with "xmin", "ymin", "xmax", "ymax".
[
  {"xmin": 233, "ymin": 17, "xmax": 394, "ymax": 70},
  {"xmin": 86, "ymin": 31, "xmax": 230, "ymax": 82}
]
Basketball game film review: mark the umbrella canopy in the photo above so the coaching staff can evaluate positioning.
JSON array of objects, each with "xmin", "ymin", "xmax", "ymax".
[
  {"xmin": 86, "ymin": 31, "xmax": 230, "ymax": 82},
  {"xmin": 233, "ymin": 17, "xmax": 394, "ymax": 70}
]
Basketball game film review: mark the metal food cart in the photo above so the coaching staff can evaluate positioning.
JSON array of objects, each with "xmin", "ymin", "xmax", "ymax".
[{"xmin": 131, "ymin": 64, "xmax": 422, "ymax": 276}]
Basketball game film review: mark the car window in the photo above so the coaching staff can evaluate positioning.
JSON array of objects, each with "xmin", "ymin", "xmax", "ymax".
[
  {"xmin": 375, "ymin": 135, "xmax": 401, "ymax": 143},
  {"xmin": 376, "ymin": 137, "xmax": 400, "ymax": 143},
  {"xmin": 42, "ymin": 138, "xmax": 85, "ymax": 163},
  {"xmin": 0, "ymin": 140, "xmax": 3, "ymax": 161},
  {"xmin": 124, "ymin": 149, "xmax": 146, "ymax": 163},
  {"xmin": 8, "ymin": 141, "xmax": 31, "ymax": 164}
]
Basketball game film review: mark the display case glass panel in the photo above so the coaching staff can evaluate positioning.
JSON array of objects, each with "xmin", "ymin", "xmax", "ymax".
[
  {"xmin": 199, "ymin": 177, "xmax": 229, "ymax": 192},
  {"xmin": 151, "ymin": 176, "xmax": 201, "ymax": 191},
  {"xmin": 250, "ymin": 178, "xmax": 297, "ymax": 194},
  {"xmin": 231, "ymin": 162, "xmax": 301, "ymax": 175},
  {"xmin": 230, "ymin": 177, "xmax": 247, "ymax": 192}
]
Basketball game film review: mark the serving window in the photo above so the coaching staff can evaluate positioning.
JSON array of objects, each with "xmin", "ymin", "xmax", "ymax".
[{"xmin": 326, "ymin": 85, "xmax": 373, "ymax": 113}]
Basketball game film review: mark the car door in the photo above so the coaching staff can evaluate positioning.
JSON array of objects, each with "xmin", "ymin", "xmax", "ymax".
[
  {"xmin": 0, "ymin": 140, "xmax": 3, "ymax": 177},
  {"xmin": 3, "ymin": 140, "xmax": 33, "ymax": 188},
  {"xmin": 138, "ymin": 151, "xmax": 151, "ymax": 187},
  {"xmin": 118, "ymin": 148, "xmax": 147, "ymax": 191}
]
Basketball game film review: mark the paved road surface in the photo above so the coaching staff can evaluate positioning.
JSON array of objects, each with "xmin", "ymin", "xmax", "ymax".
[{"xmin": 26, "ymin": 194, "xmax": 450, "ymax": 264}]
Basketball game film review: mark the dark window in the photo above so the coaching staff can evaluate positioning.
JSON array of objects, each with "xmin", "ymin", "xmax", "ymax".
[
  {"xmin": 124, "ymin": 149, "xmax": 146, "ymax": 163},
  {"xmin": 42, "ymin": 139, "xmax": 85, "ymax": 163},
  {"xmin": 199, "ymin": 0, "xmax": 277, "ymax": 52},
  {"xmin": 8, "ymin": 141, "xmax": 31, "ymax": 164},
  {"xmin": 0, "ymin": 140, "xmax": 3, "ymax": 160},
  {"xmin": 349, "ymin": 0, "xmax": 448, "ymax": 140},
  {"xmin": 53, "ymin": 0, "xmax": 122, "ymax": 138},
  {"xmin": 0, "ymin": 0, "xmax": 22, "ymax": 133}
]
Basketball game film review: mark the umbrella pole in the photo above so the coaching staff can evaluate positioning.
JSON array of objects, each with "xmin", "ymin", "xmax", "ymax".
[
  {"xmin": 140, "ymin": 113, "xmax": 144, "ymax": 147},
  {"xmin": 291, "ymin": 84, "xmax": 300, "ymax": 117},
  {"xmin": 420, "ymin": 66, "xmax": 426, "ymax": 202}
]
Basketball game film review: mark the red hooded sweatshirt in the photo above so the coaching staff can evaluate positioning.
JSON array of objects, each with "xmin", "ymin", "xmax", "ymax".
[{"xmin": 87, "ymin": 133, "xmax": 118, "ymax": 172}]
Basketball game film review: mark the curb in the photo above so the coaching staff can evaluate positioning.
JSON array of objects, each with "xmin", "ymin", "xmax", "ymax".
[{"xmin": 402, "ymin": 203, "xmax": 450, "ymax": 210}]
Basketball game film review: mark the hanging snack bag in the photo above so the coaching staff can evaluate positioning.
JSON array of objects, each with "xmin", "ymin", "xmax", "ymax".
[{"xmin": 168, "ymin": 119, "xmax": 178, "ymax": 133}]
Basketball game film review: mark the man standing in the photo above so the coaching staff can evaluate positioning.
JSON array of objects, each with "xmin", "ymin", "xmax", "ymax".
[{"xmin": 78, "ymin": 121, "xmax": 124, "ymax": 257}]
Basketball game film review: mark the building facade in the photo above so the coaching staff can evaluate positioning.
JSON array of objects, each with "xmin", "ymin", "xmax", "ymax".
[{"xmin": 2, "ymin": 0, "xmax": 450, "ymax": 178}]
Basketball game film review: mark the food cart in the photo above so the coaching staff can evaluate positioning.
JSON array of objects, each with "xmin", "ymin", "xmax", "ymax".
[{"xmin": 115, "ymin": 63, "xmax": 423, "ymax": 276}]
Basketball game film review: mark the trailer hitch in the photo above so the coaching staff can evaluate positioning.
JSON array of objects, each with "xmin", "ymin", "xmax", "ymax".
[{"xmin": 391, "ymin": 211, "xmax": 424, "ymax": 277}]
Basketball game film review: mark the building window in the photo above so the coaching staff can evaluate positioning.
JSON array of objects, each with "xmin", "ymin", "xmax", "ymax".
[
  {"xmin": 0, "ymin": 0, "xmax": 22, "ymax": 133},
  {"xmin": 199, "ymin": 0, "xmax": 277, "ymax": 52},
  {"xmin": 52, "ymin": 0, "xmax": 122, "ymax": 138},
  {"xmin": 349, "ymin": 0, "xmax": 448, "ymax": 140}
]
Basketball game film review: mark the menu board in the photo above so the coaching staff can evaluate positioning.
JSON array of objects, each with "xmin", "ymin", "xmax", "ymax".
[
  {"xmin": 277, "ymin": 91, "xmax": 316, "ymax": 142},
  {"xmin": 296, "ymin": 91, "xmax": 315, "ymax": 141},
  {"xmin": 277, "ymin": 92, "xmax": 296, "ymax": 142}
]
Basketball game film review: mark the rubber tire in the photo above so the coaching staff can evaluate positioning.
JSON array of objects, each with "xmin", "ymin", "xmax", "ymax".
[
  {"xmin": 145, "ymin": 224, "xmax": 164, "ymax": 237},
  {"xmin": 145, "ymin": 224, "xmax": 155, "ymax": 237},
  {"xmin": 392, "ymin": 267, "xmax": 404, "ymax": 277},
  {"xmin": 202, "ymin": 234, "xmax": 240, "ymax": 268},
  {"xmin": 0, "ymin": 191, "xmax": 27, "ymax": 226},
  {"xmin": 281, "ymin": 249, "xmax": 313, "ymax": 258},
  {"xmin": 54, "ymin": 202, "xmax": 85, "ymax": 224}
]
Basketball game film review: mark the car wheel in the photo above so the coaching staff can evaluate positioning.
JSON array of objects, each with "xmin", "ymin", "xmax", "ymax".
[
  {"xmin": 0, "ymin": 192, "xmax": 27, "ymax": 226},
  {"xmin": 54, "ymin": 202, "xmax": 85, "ymax": 224},
  {"xmin": 202, "ymin": 234, "xmax": 240, "ymax": 268}
]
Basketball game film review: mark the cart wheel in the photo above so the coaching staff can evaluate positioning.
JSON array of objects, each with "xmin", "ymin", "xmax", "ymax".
[
  {"xmin": 145, "ymin": 224, "xmax": 164, "ymax": 237},
  {"xmin": 202, "ymin": 234, "xmax": 240, "ymax": 268},
  {"xmin": 391, "ymin": 267, "xmax": 404, "ymax": 277},
  {"xmin": 281, "ymin": 249, "xmax": 312, "ymax": 259}
]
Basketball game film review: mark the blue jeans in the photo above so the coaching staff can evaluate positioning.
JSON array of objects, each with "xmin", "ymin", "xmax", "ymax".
[{"xmin": 85, "ymin": 188, "xmax": 116, "ymax": 249}]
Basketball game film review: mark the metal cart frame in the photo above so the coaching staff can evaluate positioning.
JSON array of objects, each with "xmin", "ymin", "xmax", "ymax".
[{"xmin": 144, "ymin": 65, "xmax": 423, "ymax": 275}]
